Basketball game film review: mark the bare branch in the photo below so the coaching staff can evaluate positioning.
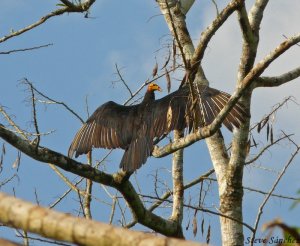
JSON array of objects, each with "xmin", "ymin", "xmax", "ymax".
[
  {"xmin": 249, "ymin": 0, "xmax": 269, "ymax": 34},
  {"xmin": 139, "ymin": 193, "xmax": 255, "ymax": 232},
  {"xmin": 0, "ymin": 1, "xmax": 96, "ymax": 44},
  {"xmin": 237, "ymin": 1, "xmax": 258, "ymax": 80},
  {"xmin": 202, "ymin": 177, "xmax": 299, "ymax": 201},
  {"xmin": 123, "ymin": 67, "xmax": 179, "ymax": 105},
  {"xmin": 84, "ymin": 152, "xmax": 93, "ymax": 219},
  {"xmin": 0, "ymin": 192, "xmax": 202, "ymax": 246},
  {"xmin": 153, "ymin": 33, "xmax": 300, "ymax": 158},
  {"xmin": 59, "ymin": 0, "xmax": 76, "ymax": 8},
  {"xmin": 179, "ymin": 0, "xmax": 196, "ymax": 15},
  {"xmin": 164, "ymin": 0, "xmax": 188, "ymax": 68},
  {"xmin": 250, "ymin": 140, "xmax": 300, "ymax": 245},
  {"xmin": 0, "ymin": 106, "xmax": 30, "ymax": 141},
  {"xmin": 0, "ymin": 174, "xmax": 17, "ymax": 189},
  {"xmin": 191, "ymin": 0, "xmax": 243, "ymax": 67},
  {"xmin": 245, "ymin": 134, "xmax": 292, "ymax": 164},
  {"xmin": 0, "ymin": 124, "xmax": 184, "ymax": 238},
  {"xmin": 126, "ymin": 168, "xmax": 215, "ymax": 229},
  {"xmin": 250, "ymin": 96, "xmax": 294, "ymax": 132},
  {"xmin": 171, "ymin": 130, "xmax": 184, "ymax": 223},
  {"xmin": 21, "ymin": 79, "xmax": 84, "ymax": 123},
  {"xmin": 0, "ymin": 43, "xmax": 53, "ymax": 55},
  {"xmin": 210, "ymin": 0, "xmax": 220, "ymax": 16},
  {"xmin": 114, "ymin": 64, "xmax": 133, "ymax": 97},
  {"xmin": 237, "ymin": 3, "xmax": 255, "ymax": 45},
  {"xmin": 27, "ymin": 80, "xmax": 40, "ymax": 148},
  {"xmin": 255, "ymin": 66, "xmax": 300, "ymax": 87}
]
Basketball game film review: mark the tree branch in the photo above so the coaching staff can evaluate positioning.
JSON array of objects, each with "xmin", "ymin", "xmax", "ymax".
[
  {"xmin": 0, "ymin": 124, "xmax": 183, "ymax": 237},
  {"xmin": 255, "ymin": 66, "xmax": 300, "ymax": 87},
  {"xmin": 191, "ymin": 0, "xmax": 243, "ymax": 67},
  {"xmin": 0, "ymin": 43, "xmax": 53, "ymax": 55},
  {"xmin": 250, "ymin": 141, "xmax": 300, "ymax": 245},
  {"xmin": 248, "ymin": 0, "xmax": 269, "ymax": 34},
  {"xmin": 0, "ymin": 192, "xmax": 203, "ymax": 246},
  {"xmin": 153, "ymin": 33, "xmax": 300, "ymax": 158},
  {"xmin": 170, "ymin": 131, "xmax": 184, "ymax": 224},
  {"xmin": 0, "ymin": 1, "xmax": 96, "ymax": 44}
]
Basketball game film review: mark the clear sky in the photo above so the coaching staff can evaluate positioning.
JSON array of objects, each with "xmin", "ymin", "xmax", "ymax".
[{"xmin": 0, "ymin": 1, "xmax": 300, "ymax": 245}]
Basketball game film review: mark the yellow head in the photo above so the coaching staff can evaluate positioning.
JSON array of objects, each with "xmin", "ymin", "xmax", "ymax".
[{"xmin": 147, "ymin": 83, "xmax": 162, "ymax": 92}]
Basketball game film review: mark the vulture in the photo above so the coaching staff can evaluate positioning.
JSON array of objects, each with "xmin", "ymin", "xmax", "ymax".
[{"xmin": 68, "ymin": 83, "xmax": 247, "ymax": 171}]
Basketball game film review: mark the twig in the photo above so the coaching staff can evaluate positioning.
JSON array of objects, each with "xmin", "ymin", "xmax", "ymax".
[
  {"xmin": 210, "ymin": 0, "xmax": 220, "ymax": 15},
  {"xmin": 250, "ymin": 139, "xmax": 300, "ymax": 245},
  {"xmin": 191, "ymin": 0, "xmax": 242, "ymax": 66},
  {"xmin": 255, "ymin": 66, "xmax": 300, "ymax": 88},
  {"xmin": 153, "ymin": 33, "xmax": 300, "ymax": 158},
  {"xmin": 245, "ymin": 134, "xmax": 292, "ymax": 164},
  {"xmin": 202, "ymin": 177, "xmax": 298, "ymax": 201},
  {"xmin": 125, "ymin": 168, "xmax": 214, "ymax": 229},
  {"xmin": 114, "ymin": 64, "xmax": 133, "ymax": 97},
  {"xmin": 16, "ymin": 232, "xmax": 73, "ymax": 246},
  {"xmin": 21, "ymin": 79, "xmax": 84, "ymax": 123},
  {"xmin": 250, "ymin": 96, "xmax": 293, "ymax": 131},
  {"xmin": 138, "ymin": 193, "xmax": 255, "ymax": 232},
  {"xmin": 0, "ymin": 43, "xmax": 53, "ymax": 55},
  {"xmin": 164, "ymin": 0, "xmax": 188, "ymax": 68},
  {"xmin": 0, "ymin": 1, "xmax": 96, "ymax": 44},
  {"xmin": 0, "ymin": 174, "xmax": 17, "ymax": 188},
  {"xmin": 27, "ymin": 79, "xmax": 40, "ymax": 148},
  {"xmin": 109, "ymin": 196, "xmax": 117, "ymax": 224},
  {"xmin": 83, "ymin": 152, "xmax": 93, "ymax": 219},
  {"xmin": 0, "ymin": 105, "xmax": 29, "ymax": 141}
]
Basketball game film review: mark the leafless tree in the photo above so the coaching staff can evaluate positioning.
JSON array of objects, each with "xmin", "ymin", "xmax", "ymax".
[{"xmin": 0, "ymin": 1, "xmax": 299, "ymax": 245}]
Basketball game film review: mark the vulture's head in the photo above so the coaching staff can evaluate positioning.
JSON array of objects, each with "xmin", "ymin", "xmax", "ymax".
[{"xmin": 147, "ymin": 83, "xmax": 162, "ymax": 92}]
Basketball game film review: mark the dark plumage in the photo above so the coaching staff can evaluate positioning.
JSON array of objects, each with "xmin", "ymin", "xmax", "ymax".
[{"xmin": 68, "ymin": 83, "xmax": 247, "ymax": 171}]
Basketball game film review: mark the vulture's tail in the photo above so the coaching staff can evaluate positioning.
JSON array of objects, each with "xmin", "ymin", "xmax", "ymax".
[{"xmin": 120, "ymin": 136, "xmax": 153, "ymax": 172}]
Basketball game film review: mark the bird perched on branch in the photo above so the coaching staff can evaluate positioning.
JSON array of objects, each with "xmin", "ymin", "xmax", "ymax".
[{"xmin": 68, "ymin": 83, "xmax": 247, "ymax": 171}]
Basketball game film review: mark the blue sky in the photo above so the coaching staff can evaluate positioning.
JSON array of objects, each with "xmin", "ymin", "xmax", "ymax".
[{"xmin": 1, "ymin": 1, "xmax": 300, "ymax": 245}]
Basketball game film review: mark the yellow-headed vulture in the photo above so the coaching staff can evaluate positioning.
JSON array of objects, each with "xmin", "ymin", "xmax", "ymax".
[{"xmin": 68, "ymin": 83, "xmax": 246, "ymax": 171}]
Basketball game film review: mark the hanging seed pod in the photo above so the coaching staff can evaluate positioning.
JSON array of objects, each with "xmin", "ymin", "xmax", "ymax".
[
  {"xmin": 246, "ymin": 139, "xmax": 251, "ymax": 156},
  {"xmin": 2, "ymin": 143, "xmax": 5, "ymax": 155},
  {"xmin": 206, "ymin": 224, "xmax": 211, "ymax": 244},
  {"xmin": 165, "ymin": 68, "xmax": 171, "ymax": 93},
  {"xmin": 152, "ymin": 62, "xmax": 158, "ymax": 77},
  {"xmin": 261, "ymin": 116, "xmax": 269, "ymax": 129},
  {"xmin": 266, "ymin": 123, "xmax": 270, "ymax": 141},
  {"xmin": 257, "ymin": 121, "xmax": 261, "ymax": 133},
  {"xmin": 201, "ymin": 218, "xmax": 205, "ymax": 236},
  {"xmin": 161, "ymin": 51, "xmax": 171, "ymax": 70},
  {"xmin": 193, "ymin": 215, "xmax": 198, "ymax": 237},
  {"xmin": 252, "ymin": 135, "xmax": 257, "ymax": 148},
  {"xmin": 186, "ymin": 219, "xmax": 190, "ymax": 230},
  {"xmin": 172, "ymin": 39, "xmax": 176, "ymax": 69},
  {"xmin": 270, "ymin": 126, "xmax": 274, "ymax": 144}
]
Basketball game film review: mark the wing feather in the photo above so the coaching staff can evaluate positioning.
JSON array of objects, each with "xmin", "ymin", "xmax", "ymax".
[{"xmin": 68, "ymin": 101, "xmax": 138, "ymax": 158}]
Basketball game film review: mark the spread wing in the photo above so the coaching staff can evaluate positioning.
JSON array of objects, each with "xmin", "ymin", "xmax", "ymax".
[
  {"xmin": 201, "ymin": 87, "xmax": 247, "ymax": 131},
  {"xmin": 68, "ymin": 86, "xmax": 248, "ymax": 171},
  {"xmin": 150, "ymin": 89, "xmax": 188, "ymax": 137},
  {"xmin": 68, "ymin": 101, "xmax": 139, "ymax": 158},
  {"xmin": 150, "ymin": 86, "xmax": 248, "ymax": 136}
]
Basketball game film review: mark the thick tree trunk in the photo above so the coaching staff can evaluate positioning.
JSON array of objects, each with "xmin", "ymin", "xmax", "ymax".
[{"xmin": 158, "ymin": 1, "xmax": 246, "ymax": 245}]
